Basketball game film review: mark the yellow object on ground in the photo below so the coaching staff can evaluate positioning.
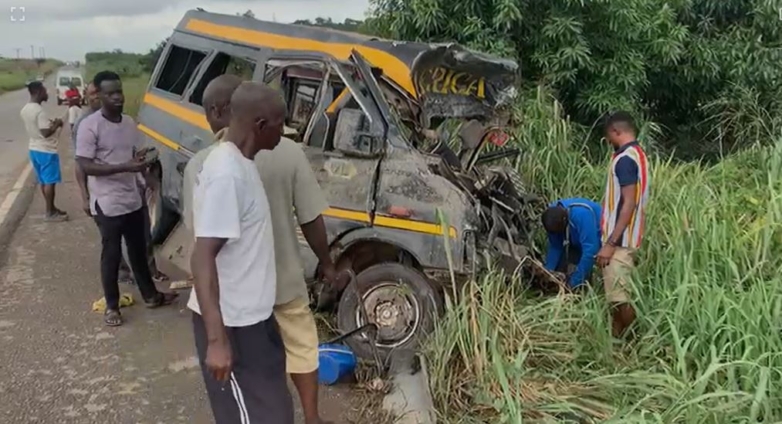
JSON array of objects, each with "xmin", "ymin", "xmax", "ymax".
[{"xmin": 92, "ymin": 293, "xmax": 135, "ymax": 312}]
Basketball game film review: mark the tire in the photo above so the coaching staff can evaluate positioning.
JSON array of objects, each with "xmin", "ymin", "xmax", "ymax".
[{"xmin": 336, "ymin": 262, "xmax": 443, "ymax": 362}]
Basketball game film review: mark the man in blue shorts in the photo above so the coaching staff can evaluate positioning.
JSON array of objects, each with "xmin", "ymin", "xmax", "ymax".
[{"xmin": 20, "ymin": 81, "xmax": 68, "ymax": 221}]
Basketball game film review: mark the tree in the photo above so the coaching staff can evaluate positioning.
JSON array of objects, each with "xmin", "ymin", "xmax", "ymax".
[
  {"xmin": 293, "ymin": 17, "xmax": 366, "ymax": 34},
  {"xmin": 141, "ymin": 37, "xmax": 169, "ymax": 73},
  {"xmin": 367, "ymin": 0, "xmax": 782, "ymax": 158}
]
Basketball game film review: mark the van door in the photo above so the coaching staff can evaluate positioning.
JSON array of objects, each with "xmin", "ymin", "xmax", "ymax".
[{"xmin": 263, "ymin": 57, "xmax": 386, "ymax": 241}]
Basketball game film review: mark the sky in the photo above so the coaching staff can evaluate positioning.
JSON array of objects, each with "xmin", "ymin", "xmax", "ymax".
[{"xmin": 0, "ymin": 0, "xmax": 370, "ymax": 61}]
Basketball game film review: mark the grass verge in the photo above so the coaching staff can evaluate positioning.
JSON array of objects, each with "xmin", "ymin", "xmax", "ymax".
[
  {"xmin": 0, "ymin": 59, "xmax": 62, "ymax": 94},
  {"xmin": 427, "ymin": 86, "xmax": 782, "ymax": 422}
]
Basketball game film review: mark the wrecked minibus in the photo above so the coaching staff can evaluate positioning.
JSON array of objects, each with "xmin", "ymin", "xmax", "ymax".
[{"xmin": 139, "ymin": 9, "xmax": 534, "ymax": 360}]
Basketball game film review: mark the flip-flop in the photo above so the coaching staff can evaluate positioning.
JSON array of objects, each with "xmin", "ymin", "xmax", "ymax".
[
  {"xmin": 152, "ymin": 274, "xmax": 170, "ymax": 284},
  {"xmin": 169, "ymin": 279, "xmax": 193, "ymax": 290},
  {"xmin": 104, "ymin": 309, "xmax": 123, "ymax": 326},
  {"xmin": 145, "ymin": 292, "xmax": 178, "ymax": 308}
]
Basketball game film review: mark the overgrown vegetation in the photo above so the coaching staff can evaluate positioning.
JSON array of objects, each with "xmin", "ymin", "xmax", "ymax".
[
  {"xmin": 427, "ymin": 87, "xmax": 782, "ymax": 422},
  {"xmin": 0, "ymin": 58, "xmax": 62, "ymax": 94}
]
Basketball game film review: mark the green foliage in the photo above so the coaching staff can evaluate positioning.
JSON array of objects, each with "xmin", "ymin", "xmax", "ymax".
[
  {"xmin": 141, "ymin": 38, "xmax": 169, "ymax": 74},
  {"xmin": 85, "ymin": 50, "xmax": 148, "ymax": 81},
  {"xmin": 367, "ymin": 0, "xmax": 782, "ymax": 159},
  {"xmin": 293, "ymin": 17, "xmax": 372, "ymax": 35}
]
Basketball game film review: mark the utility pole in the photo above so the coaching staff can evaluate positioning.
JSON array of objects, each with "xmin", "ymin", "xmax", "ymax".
[
  {"xmin": 39, "ymin": 47, "xmax": 44, "ymax": 59},
  {"xmin": 15, "ymin": 48, "xmax": 21, "ymax": 59},
  {"xmin": 30, "ymin": 44, "xmax": 34, "ymax": 59}
]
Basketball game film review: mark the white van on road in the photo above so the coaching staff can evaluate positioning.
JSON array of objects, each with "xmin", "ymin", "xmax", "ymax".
[{"xmin": 55, "ymin": 70, "xmax": 85, "ymax": 105}]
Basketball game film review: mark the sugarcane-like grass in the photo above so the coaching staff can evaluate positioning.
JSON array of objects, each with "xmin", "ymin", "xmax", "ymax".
[{"xmin": 427, "ymin": 87, "xmax": 782, "ymax": 423}]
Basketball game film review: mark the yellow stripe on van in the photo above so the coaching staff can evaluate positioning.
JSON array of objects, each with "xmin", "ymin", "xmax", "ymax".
[
  {"xmin": 375, "ymin": 215, "xmax": 457, "ymax": 238},
  {"xmin": 137, "ymin": 124, "xmax": 181, "ymax": 152},
  {"xmin": 144, "ymin": 93, "xmax": 210, "ymax": 131},
  {"xmin": 184, "ymin": 18, "xmax": 416, "ymax": 96},
  {"xmin": 322, "ymin": 207, "xmax": 371, "ymax": 223}
]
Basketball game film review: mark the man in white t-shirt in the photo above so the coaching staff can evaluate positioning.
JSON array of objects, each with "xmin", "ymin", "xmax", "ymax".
[
  {"xmin": 189, "ymin": 81, "xmax": 293, "ymax": 424},
  {"xmin": 67, "ymin": 103, "xmax": 82, "ymax": 132},
  {"xmin": 20, "ymin": 81, "xmax": 67, "ymax": 221}
]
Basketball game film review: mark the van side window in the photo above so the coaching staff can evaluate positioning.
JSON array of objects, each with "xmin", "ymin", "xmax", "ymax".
[
  {"xmin": 190, "ymin": 52, "xmax": 257, "ymax": 106},
  {"xmin": 288, "ymin": 80, "xmax": 319, "ymax": 132},
  {"xmin": 155, "ymin": 45, "xmax": 207, "ymax": 96}
]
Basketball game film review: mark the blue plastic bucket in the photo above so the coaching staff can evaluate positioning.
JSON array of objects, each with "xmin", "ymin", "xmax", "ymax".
[{"xmin": 318, "ymin": 343, "xmax": 357, "ymax": 385}]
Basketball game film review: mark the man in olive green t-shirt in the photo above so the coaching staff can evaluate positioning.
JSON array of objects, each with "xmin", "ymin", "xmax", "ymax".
[{"xmin": 182, "ymin": 74, "xmax": 340, "ymax": 424}]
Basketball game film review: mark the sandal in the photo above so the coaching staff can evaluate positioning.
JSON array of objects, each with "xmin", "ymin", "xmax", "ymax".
[
  {"xmin": 104, "ymin": 309, "xmax": 123, "ymax": 326},
  {"xmin": 145, "ymin": 292, "xmax": 179, "ymax": 309},
  {"xmin": 152, "ymin": 273, "xmax": 170, "ymax": 284}
]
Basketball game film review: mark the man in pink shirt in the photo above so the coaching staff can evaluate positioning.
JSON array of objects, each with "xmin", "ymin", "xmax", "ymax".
[{"xmin": 75, "ymin": 70, "xmax": 177, "ymax": 326}]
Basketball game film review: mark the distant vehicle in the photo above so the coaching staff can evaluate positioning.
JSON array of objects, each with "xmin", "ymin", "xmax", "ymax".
[
  {"xmin": 55, "ymin": 70, "xmax": 85, "ymax": 106},
  {"xmin": 35, "ymin": 74, "xmax": 44, "ymax": 81}
]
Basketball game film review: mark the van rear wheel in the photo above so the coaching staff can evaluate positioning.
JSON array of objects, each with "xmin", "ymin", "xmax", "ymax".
[{"xmin": 336, "ymin": 262, "xmax": 442, "ymax": 362}]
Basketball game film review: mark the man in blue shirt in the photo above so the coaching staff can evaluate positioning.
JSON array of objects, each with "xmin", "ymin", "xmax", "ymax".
[{"xmin": 542, "ymin": 198, "xmax": 602, "ymax": 289}]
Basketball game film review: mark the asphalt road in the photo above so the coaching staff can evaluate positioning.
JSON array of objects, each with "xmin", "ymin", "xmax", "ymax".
[{"xmin": 0, "ymin": 76, "xmax": 368, "ymax": 423}]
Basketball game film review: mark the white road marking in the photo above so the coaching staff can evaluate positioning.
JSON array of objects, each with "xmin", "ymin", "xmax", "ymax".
[{"xmin": 0, "ymin": 164, "xmax": 33, "ymax": 227}]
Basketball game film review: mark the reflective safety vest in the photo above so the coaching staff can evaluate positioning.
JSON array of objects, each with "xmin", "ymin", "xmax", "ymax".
[{"xmin": 601, "ymin": 143, "xmax": 649, "ymax": 249}]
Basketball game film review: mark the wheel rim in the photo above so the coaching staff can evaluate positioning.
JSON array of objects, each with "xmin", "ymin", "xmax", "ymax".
[{"xmin": 354, "ymin": 281, "xmax": 421, "ymax": 349}]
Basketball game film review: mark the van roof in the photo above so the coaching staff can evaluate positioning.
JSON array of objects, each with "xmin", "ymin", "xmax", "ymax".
[{"xmin": 175, "ymin": 9, "xmax": 442, "ymax": 96}]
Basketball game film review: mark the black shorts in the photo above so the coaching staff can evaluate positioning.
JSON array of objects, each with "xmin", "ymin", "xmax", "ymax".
[{"xmin": 192, "ymin": 313, "xmax": 294, "ymax": 424}]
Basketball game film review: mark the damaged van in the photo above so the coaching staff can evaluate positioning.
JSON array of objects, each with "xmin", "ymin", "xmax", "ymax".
[{"xmin": 140, "ymin": 9, "xmax": 536, "ymax": 361}]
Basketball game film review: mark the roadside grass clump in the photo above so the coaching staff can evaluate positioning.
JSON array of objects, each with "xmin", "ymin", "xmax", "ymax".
[
  {"xmin": 0, "ymin": 59, "xmax": 61, "ymax": 94},
  {"xmin": 426, "ymin": 86, "xmax": 782, "ymax": 422}
]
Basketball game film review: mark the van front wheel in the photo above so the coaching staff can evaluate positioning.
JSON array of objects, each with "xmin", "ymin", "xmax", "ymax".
[{"xmin": 336, "ymin": 262, "xmax": 442, "ymax": 362}]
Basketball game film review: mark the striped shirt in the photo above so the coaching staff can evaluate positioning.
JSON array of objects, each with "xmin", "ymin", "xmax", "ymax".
[{"xmin": 601, "ymin": 141, "xmax": 649, "ymax": 249}]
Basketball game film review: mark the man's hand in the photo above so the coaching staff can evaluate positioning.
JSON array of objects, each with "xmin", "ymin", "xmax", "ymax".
[
  {"xmin": 205, "ymin": 340, "xmax": 233, "ymax": 382},
  {"xmin": 318, "ymin": 264, "xmax": 352, "ymax": 292},
  {"xmin": 124, "ymin": 151, "xmax": 157, "ymax": 173},
  {"xmin": 49, "ymin": 118, "xmax": 63, "ymax": 130},
  {"xmin": 123, "ymin": 158, "xmax": 149, "ymax": 173},
  {"xmin": 596, "ymin": 245, "xmax": 616, "ymax": 268},
  {"xmin": 552, "ymin": 271, "xmax": 567, "ymax": 282},
  {"xmin": 82, "ymin": 198, "xmax": 91, "ymax": 216}
]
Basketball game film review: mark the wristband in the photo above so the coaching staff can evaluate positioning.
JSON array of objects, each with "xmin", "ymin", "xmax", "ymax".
[{"xmin": 607, "ymin": 239, "xmax": 618, "ymax": 247}]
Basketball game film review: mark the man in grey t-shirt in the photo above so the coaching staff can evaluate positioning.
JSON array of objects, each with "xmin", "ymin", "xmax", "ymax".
[{"xmin": 74, "ymin": 82, "xmax": 165, "ymax": 286}]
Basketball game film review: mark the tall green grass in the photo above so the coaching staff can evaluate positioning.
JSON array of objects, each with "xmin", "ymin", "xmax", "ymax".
[
  {"xmin": 121, "ymin": 74, "xmax": 150, "ymax": 118},
  {"xmin": 427, "ymin": 86, "xmax": 782, "ymax": 422}
]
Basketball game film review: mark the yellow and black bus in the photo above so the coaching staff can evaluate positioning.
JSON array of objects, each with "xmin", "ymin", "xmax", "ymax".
[{"xmin": 140, "ymin": 9, "xmax": 520, "ymax": 360}]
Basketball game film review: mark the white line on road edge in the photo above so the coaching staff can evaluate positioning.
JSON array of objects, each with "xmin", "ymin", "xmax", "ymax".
[{"xmin": 0, "ymin": 164, "xmax": 33, "ymax": 227}]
